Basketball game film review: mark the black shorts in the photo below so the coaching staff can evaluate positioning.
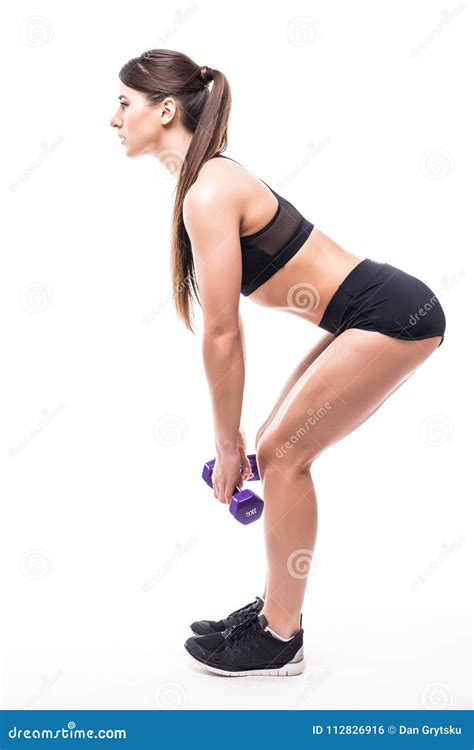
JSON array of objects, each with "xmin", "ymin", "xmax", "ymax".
[{"xmin": 319, "ymin": 258, "xmax": 446, "ymax": 348}]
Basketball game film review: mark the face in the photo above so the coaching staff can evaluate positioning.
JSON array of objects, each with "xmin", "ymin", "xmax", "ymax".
[{"xmin": 110, "ymin": 82, "xmax": 175, "ymax": 159}]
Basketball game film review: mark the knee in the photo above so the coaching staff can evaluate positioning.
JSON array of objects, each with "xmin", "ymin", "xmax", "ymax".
[
  {"xmin": 255, "ymin": 435, "xmax": 277, "ymax": 476},
  {"xmin": 255, "ymin": 423, "xmax": 268, "ymax": 451},
  {"xmin": 256, "ymin": 431, "xmax": 314, "ymax": 477}
]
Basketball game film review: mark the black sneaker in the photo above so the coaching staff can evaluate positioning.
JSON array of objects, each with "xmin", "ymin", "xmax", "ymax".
[
  {"xmin": 184, "ymin": 611, "xmax": 304, "ymax": 677},
  {"xmin": 189, "ymin": 596, "xmax": 264, "ymax": 636}
]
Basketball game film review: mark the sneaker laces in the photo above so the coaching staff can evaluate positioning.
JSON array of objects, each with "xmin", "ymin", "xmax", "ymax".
[
  {"xmin": 222, "ymin": 610, "xmax": 257, "ymax": 638},
  {"xmin": 227, "ymin": 597, "xmax": 260, "ymax": 619},
  {"xmin": 223, "ymin": 611, "xmax": 261, "ymax": 644}
]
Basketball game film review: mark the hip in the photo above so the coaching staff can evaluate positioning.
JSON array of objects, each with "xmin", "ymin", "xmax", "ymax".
[{"xmin": 318, "ymin": 258, "xmax": 447, "ymax": 347}]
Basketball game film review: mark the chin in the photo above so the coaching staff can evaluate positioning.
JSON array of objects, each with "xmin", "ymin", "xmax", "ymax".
[{"xmin": 125, "ymin": 145, "xmax": 142, "ymax": 159}]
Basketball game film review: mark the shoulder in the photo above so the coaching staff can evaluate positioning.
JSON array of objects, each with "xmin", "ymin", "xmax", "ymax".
[{"xmin": 182, "ymin": 158, "xmax": 250, "ymax": 235}]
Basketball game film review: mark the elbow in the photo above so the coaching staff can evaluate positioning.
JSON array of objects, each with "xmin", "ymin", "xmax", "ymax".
[{"xmin": 203, "ymin": 327, "xmax": 241, "ymax": 341}]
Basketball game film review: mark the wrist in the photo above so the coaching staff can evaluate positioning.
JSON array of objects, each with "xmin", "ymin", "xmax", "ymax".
[{"xmin": 215, "ymin": 439, "xmax": 239, "ymax": 453}]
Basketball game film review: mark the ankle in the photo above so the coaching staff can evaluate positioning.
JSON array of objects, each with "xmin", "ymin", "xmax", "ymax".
[
  {"xmin": 265, "ymin": 625, "xmax": 295, "ymax": 641},
  {"xmin": 261, "ymin": 610, "xmax": 301, "ymax": 640}
]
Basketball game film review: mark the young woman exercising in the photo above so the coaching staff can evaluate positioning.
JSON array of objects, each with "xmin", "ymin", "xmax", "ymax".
[{"xmin": 110, "ymin": 49, "xmax": 446, "ymax": 678}]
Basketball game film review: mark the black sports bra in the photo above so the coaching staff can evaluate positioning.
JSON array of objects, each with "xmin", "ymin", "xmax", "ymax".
[{"xmin": 210, "ymin": 155, "xmax": 315, "ymax": 296}]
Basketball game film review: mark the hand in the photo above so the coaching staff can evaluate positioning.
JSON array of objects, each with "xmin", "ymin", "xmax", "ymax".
[
  {"xmin": 212, "ymin": 448, "xmax": 246, "ymax": 505},
  {"xmin": 237, "ymin": 426, "xmax": 254, "ymax": 482}
]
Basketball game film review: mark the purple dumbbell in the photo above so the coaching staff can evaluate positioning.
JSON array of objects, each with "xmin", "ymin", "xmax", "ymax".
[{"xmin": 202, "ymin": 454, "xmax": 264, "ymax": 525}]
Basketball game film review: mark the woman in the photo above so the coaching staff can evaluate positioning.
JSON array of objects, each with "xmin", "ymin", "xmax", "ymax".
[{"xmin": 110, "ymin": 49, "xmax": 446, "ymax": 678}]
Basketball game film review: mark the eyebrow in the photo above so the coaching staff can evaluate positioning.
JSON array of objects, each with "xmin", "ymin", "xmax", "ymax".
[{"xmin": 118, "ymin": 95, "xmax": 129, "ymax": 101}]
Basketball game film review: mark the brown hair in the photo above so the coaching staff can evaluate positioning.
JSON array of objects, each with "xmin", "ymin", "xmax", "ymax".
[{"xmin": 118, "ymin": 49, "xmax": 232, "ymax": 334}]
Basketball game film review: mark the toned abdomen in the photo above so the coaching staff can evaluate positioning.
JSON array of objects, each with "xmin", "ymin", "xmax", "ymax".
[{"xmin": 247, "ymin": 227, "xmax": 365, "ymax": 326}]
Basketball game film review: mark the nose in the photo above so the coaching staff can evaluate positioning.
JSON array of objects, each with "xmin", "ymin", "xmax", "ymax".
[{"xmin": 110, "ymin": 109, "xmax": 122, "ymax": 129}]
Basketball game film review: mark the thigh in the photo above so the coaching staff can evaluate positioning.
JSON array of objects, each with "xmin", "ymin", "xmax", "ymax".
[
  {"xmin": 255, "ymin": 331, "xmax": 336, "ymax": 445},
  {"xmin": 257, "ymin": 328, "xmax": 443, "ymax": 472}
]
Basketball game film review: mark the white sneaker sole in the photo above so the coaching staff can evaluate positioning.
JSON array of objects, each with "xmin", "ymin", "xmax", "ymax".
[{"xmin": 187, "ymin": 645, "xmax": 305, "ymax": 677}]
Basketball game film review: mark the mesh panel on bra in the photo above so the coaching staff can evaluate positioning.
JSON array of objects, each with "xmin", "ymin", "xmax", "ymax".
[
  {"xmin": 240, "ymin": 184, "xmax": 305, "ymax": 255},
  {"xmin": 240, "ymin": 183, "xmax": 314, "ymax": 296},
  {"xmin": 209, "ymin": 156, "xmax": 314, "ymax": 296}
]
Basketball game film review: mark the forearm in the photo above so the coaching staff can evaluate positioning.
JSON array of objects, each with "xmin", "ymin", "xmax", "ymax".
[{"xmin": 202, "ymin": 332, "xmax": 245, "ymax": 450}]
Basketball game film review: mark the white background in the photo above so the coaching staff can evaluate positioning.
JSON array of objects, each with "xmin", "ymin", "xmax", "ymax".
[{"xmin": 1, "ymin": 0, "xmax": 472, "ymax": 710}]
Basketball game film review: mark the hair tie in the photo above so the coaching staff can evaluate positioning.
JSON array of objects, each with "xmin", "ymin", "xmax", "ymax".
[{"xmin": 200, "ymin": 65, "xmax": 214, "ymax": 85}]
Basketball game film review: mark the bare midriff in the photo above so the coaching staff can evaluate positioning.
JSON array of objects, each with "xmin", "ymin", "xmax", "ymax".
[
  {"xmin": 202, "ymin": 157, "xmax": 366, "ymax": 324},
  {"xmin": 247, "ymin": 227, "xmax": 366, "ymax": 327}
]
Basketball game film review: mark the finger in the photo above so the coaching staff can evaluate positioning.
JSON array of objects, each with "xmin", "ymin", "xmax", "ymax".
[
  {"xmin": 240, "ymin": 449, "xmax": 249, "ymax": 473},
  {"xmin": 241, "ymin": 464, "xmax": 253, "ymax": 482}
]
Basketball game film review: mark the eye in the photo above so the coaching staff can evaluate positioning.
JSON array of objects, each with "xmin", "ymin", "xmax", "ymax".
[{"xmin": 120, "ymin": 102, "xmax": 128, "ymax": 109}]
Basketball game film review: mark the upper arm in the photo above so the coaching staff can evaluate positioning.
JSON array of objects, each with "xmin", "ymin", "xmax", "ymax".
[{"xmin": 183, "ymin": 182, "xmax": 242, "ymax": 336}]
